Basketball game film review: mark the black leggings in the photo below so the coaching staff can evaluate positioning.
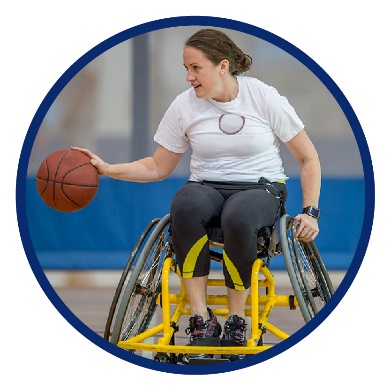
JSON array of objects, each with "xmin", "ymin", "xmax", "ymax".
[{"xmin": 170, "ymin": 181, "xmax": 287, "ymax": 290}]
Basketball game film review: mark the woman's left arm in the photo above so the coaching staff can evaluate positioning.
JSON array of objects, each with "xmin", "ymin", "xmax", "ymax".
[{"xmin": 285, "ymin": 129, "xmax": 321, "ymax": 242}]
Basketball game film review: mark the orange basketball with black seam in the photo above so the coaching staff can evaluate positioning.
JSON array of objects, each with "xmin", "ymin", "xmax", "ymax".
[{"xmin": 36, "ymin": 149, "xmax": 99, "ymax": 212}]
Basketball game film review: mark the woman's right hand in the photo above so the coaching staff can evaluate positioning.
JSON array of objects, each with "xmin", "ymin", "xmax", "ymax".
[{"xmin": 71, "ymin": 146, "xmax": 109, "ymax": 176}]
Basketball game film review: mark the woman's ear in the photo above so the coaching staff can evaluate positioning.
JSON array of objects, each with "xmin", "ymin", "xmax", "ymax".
[{"xmin": 220, "ymin": 59, "xmax": 230, "ymax": 74}]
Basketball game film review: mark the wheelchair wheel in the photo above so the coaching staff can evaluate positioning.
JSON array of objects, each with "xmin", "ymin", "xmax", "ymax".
[
  {"xmin": 280, "ymin": 214, "xmax": 335, "ymax": 323},
  {"xmin": 103, "ymin": 218, "xmax": 161, "ymax": 340},
  {"xmin": 110, "ymin": 214, "xmax": 171, "ymax": 349}
]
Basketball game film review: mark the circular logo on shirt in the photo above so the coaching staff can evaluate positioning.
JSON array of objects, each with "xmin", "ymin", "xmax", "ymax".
[{"xmin": 219, "ymin": 114, "xmax": 245, "ymax": 134}]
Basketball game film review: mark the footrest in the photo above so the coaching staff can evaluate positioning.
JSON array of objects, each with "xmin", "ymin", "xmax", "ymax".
[
  {"xmin": 192, "ymin": 337, "xmax": 221, "ymax": 347},
  {"xmin": 187, "ymin": 358, "xmax": 230, "ymax": 365}
]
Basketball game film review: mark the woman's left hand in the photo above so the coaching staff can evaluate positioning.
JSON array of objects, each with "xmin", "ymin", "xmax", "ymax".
[{"xmin": 293, "ymin": 213, "xmax": 319, "ymax": 242}]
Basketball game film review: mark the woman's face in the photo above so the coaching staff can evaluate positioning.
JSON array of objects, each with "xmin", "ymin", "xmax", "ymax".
[{"xmin": 183, "ymin": 46, "xmax": 225, "ymax": 100}]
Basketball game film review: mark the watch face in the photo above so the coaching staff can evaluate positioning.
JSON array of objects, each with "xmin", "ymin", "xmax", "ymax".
[{"xmin": 304, "ymin": 206, "xmax": 320, "ymax": 219}]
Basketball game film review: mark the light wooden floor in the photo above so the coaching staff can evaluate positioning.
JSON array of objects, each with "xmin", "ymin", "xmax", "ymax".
[{"xmin": 46, "ymin": 269, "xmax": 345, "ymax": 360}]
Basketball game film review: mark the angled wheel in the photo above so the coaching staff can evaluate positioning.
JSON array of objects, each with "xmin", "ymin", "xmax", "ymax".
[
  {"xmin": 104, "ymin": 218, "xmax": 161, "ymax": 340},
  {"xmin": 110, "ymin": 214, "xmax": 172, "ymax": 349},
  {"xmin": 280, "ymin": 214, "xmax": 335, "ymax": 323}
]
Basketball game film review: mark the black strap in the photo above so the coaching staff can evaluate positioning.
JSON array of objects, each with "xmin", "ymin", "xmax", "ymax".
[
  {"xmin": 201, "ymin": 180, "xmax": 268, "ymax": 190},
  {"xmin": 201, "ymin": 177, "xmax": 284, "ymax": 200}
]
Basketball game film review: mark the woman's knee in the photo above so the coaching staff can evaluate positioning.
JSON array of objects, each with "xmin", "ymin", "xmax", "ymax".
[
  {"xmin": 220, "ymin": 202, "xmax": 258, "ymax": 240},
  {"xmin": 221, "ymin": 190, "xmax": 280, "ymax": 234},
  {"xmin": 171, "ymin": 183, "xmax": 199, "ymax": 219},
  {"xmin": 222, "ymin": 215, "xmax": 255, "ymax": 241},
  {"xmin": 170, "ymin": 182, "xmax": 224, "ymax": 224}
]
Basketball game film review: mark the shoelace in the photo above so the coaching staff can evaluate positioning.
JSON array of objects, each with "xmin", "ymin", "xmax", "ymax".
[
  {"xmin": 227, "ymin": 322, "xmax": 246, "ymax": 332},
  {"xmin": 185, "ymin": 318, "xmax": 205, "ymax": 335},
  {"xmin": 225, "ymin": 320, "xmax": 246, "ymax": 342}
]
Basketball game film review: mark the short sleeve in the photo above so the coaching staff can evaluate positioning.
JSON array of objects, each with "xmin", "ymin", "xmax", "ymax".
[
  {"xmin": 264, "ymin": 86, "xmax": 304, "ymax": 142},
  {"xmin": 153, "ymin": 98, "xmax": 189, "ymax": 153}
]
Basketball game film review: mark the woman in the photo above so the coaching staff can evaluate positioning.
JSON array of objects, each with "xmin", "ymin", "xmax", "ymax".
[{"xmin": 73, "ymin": 28, "xmax": 321, "ymax": 361}]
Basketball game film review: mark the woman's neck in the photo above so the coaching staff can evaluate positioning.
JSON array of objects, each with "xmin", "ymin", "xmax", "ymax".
[{"xmin": 213, "ymin": 75, "xmax": 239, "ymax": 103}]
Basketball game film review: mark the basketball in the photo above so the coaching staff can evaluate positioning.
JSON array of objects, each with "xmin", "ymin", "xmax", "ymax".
[{"xmin": 36, "ymin": 149, "xmax": 99, "ymax": 212}]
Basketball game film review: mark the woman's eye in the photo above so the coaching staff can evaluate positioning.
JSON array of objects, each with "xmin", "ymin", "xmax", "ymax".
[{"xmin": 184, "ymin": 65, "xmax": 199, "ymax": 72}]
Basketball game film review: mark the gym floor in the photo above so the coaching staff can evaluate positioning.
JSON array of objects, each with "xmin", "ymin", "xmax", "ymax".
[{"xmin": 45, "ymin": 269, "xmax": 345, "ymax": 361}]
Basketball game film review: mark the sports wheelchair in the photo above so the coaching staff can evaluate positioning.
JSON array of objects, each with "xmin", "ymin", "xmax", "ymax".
[{"xmin": 104, "ymin": 212, "xmax": 334, "ymax": 364}]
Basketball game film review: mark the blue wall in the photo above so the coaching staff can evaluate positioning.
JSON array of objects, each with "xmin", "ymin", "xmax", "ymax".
[{"xmin": 25, "ymin": 176, "xmax": 365, "ymax": 270}]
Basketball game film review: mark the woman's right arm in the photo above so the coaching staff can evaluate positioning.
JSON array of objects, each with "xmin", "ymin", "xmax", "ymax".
[{"xmin": 71, "ymin": 145, "xmax": 183, "ymax": 183}]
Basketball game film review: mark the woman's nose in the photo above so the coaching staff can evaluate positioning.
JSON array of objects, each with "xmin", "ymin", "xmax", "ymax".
[{"xmin": 186, "ymin": 71, "xmax": 195, "ymax": 82}]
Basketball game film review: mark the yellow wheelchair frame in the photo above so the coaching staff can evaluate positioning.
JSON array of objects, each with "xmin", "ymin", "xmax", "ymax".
[{"xmin": 104, "ymin": 213, "xmax": 334, "ymax": 364}]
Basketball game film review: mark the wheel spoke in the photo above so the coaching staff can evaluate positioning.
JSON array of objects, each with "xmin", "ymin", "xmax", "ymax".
[
  {"xmin": 280, "ymin": 214, "xmax": 334, "ymax": 323},
  {"xmin": 110, "ymin": 215, "xmax": 171, "ymax": 349}
]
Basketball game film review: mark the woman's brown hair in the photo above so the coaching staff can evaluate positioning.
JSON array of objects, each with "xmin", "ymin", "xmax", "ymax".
[{"xmin": 185, "ymin": 28, "xmax": 252, "ymax": 75}]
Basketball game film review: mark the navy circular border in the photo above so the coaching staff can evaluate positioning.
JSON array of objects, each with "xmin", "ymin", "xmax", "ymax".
[{"xmin": 16, "ymin": 16, "xmax": 374, "ymax": 375}]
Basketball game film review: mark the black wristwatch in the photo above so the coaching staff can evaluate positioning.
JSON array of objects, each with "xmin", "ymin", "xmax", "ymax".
[{"xmin": 303, "ymin": 206, "xmax": 320, "ymax": 220}]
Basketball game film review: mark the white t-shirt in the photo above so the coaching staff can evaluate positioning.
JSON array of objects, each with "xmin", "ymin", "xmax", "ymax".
[{"xmin": 154, "ymin": 76, "xmax": 304, "ymax": 182}]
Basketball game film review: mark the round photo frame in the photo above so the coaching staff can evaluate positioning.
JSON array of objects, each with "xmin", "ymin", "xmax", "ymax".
[{"xmin": 16, "ymin": 16, "xmax": 374, "ymax": 375}]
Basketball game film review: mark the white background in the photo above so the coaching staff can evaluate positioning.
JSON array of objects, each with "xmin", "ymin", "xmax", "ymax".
[{"xmin": 3, "ymin": 1, "xmax": 389, "ymax": 389}]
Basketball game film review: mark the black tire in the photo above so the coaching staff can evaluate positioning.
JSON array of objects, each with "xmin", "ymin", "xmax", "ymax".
[
  {"xmin": 280, "ymin": 214, "xmax": 335, "ymax": 323},
  {"xmin": 103, "ymin": 218, "xmax": 161, "ymax": 340},
  {"xmin": 110, "ymin": 214, "xmax": 171, "ymax": 349}
]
